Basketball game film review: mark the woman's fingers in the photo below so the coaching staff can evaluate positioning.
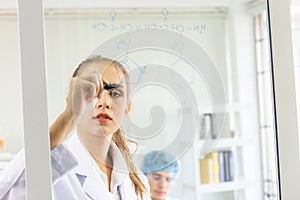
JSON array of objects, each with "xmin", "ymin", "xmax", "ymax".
[
  {"xmin": 70, "ymin": 72, "xmax": 103, "ymax": 120},
  {"xmin": 80, "ymin": 73, "xmax": 100, "ymax": 97},
  {"xmin": 76, "ymin": 72, "xmax": 102, "ymax": 99}
]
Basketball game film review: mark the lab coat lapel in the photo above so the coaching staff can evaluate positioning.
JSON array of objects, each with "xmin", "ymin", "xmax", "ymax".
[
  {"xmin": 81, "ymin": 175, "xmax": 114, "ymax": 200},
  {"xmin": 66, "ymin": 132, "xmax": 112, "ymax": 199},
  {"xmin": 75, "ymin": 164, "xmax": 115, "ymax": 200},
  {"xmin": 65, "ymin": 132, "xmax": 94, "ymax": 178},
  {"xmin": 121, "ymin": 178, "xmax": 137, "ymax": 198},
  {"xmin": 109, "ymin": 142, "xmax": 128, "ymax": 186},
  {"xmin": 109, "ymin": 143, "xmax": 140, "ymax": 199},
  {"xmin": 65, "ymin": 132, "xmax": 136, "ymax": 199}
]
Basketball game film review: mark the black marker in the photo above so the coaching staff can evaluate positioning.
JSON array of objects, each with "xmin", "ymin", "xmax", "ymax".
[{"xmin": 103, "ymin": 83, "xmax": 123, "ymax": 90}]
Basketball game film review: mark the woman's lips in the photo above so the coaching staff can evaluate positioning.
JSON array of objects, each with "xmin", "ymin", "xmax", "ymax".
[{"xmin": 93, "ymin": 113, "xmax": 112, "ymax": 122}]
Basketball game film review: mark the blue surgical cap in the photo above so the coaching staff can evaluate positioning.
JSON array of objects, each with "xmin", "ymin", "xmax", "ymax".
[{"xmin": 141, "ymin": 150, "xmax": 180, "ymax": 177}]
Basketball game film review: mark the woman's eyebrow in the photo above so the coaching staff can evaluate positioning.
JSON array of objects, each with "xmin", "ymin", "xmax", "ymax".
[{"xmin": 103, "ymin": 83, "xmax": 124, "ymax": 90}]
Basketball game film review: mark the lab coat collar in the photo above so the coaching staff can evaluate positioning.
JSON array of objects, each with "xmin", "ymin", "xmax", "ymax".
[
  {"xmin": 109, "ymin": 140, "xmax": 129, "ymax": 187},
  {"xmin": 66, "ymin": 132, "xmax": 129, "ymax": 197}
]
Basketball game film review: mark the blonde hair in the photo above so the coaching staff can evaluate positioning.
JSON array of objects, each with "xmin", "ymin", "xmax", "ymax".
[{"xmin": 73, "ymin": 55, "xmax": 147, "ymax": 198}]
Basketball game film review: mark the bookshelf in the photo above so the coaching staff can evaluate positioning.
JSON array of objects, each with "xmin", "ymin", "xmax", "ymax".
[
  {"xmin": 173, "ymin": 1, "xmax": 265, "ymax": 199},
  {"xmin": 195, "ymin": 138, "xmax": 249, "ymax": 151},
  {"xmin": 183, "ymin": 106, "xmax": 253, "ymax": 200},
  {"xmin": 198, "ymin": 181, "xmax": 247, "ymax": 193}
]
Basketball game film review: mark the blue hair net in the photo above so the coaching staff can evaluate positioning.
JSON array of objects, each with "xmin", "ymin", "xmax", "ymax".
[{"xmin": 141, "ymin": 150, "xmax": 180, "ymax": 177}]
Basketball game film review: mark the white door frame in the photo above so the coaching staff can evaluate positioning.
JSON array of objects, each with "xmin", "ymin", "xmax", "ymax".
[
  {"xmin": 18, "ymin": 0, "xmax": 53, "ymax": 199},
  {"xmin": 267, "ymin": 0, "xmax": 300, "ymax": 199}
]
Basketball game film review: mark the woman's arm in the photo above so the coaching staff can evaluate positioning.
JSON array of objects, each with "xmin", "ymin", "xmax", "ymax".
[
  {"xmin": 49, "ymin": 73, "xmax": 102, "ymax": 149},
  {"xmin": 49, "ymin": 107, "xmax": 74, "ymax": 149}
]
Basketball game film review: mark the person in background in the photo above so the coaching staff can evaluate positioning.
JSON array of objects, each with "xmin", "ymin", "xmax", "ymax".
[
  {"xmin": 0, "ymin": 55, "xmax": 150, "ymax": 200},
  {"xmin": 141, "ymin": 150, "xmax": 180, "ymax": 200}
]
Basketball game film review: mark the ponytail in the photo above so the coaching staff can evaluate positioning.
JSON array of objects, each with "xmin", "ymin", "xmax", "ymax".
[{"xmin": 112, "ymin": 129, "xmax": 147, "ymax": 199}]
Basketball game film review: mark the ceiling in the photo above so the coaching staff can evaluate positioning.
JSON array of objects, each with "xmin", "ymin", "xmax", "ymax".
[
  {"xmin": 0, "ymin": 0, "xmax": 298, "ymax": 17},
  {"xmin": 0, "ymin": 0, "xmax": 255, "ymax": 9}
]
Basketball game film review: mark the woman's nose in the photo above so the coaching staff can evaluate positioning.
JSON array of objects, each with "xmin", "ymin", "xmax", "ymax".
[{"xmin": 96, "ymin": 91, "xmax": 111, "ymax": 109}]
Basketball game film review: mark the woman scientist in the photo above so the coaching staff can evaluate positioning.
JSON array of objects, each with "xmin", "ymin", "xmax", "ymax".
[
  {"xmin": 141, "ymin": 150, "xmax": 180, "ymax": 200},
  {"xmin": 0, "ymin": 55, "xmax": 150, "ymax": 199}
]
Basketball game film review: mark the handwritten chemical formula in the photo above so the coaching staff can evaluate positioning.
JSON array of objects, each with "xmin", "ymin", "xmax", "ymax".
[
  {"xmin": 90, "ymin": 8, "xmax": 206, "ymax": 34},
  {"xmin": 91, "ymin": 23, "xmax": 206, "ymax": 34}
]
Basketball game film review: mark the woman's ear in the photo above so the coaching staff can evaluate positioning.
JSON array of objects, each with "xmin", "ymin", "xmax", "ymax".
[{"xmin": 125, "ymin": 101, "xmax": 131, "ymax": 115}]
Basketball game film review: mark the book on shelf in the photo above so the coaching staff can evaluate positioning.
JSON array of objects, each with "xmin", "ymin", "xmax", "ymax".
[
  {"xmin": 199, "ymin": 114, "xmax": 209, "ymax": 139},
  {"xmin": 199, "ymin": 150, "xmax": 234, "ymax": 184},
  {"xmin": 199, "ymin": 112, "xmax": 234, "ymax": 140},
  {"xmin": 228, "ymin": 151, "xmax": 234, "ymax": 181},
  {"xmin": 218, "ymin": 151, "xmax": 225, "ymax": 182},
  {"xmin": 199, "ymin": 152, "xmax": 220, "ymax": 184},
  {"xmin": 210, "ymin": 114, "xmax": 218, "ymax": 139},
  {"xmin": 219, "ymin": 150, "xmax": 234, "ymax": 182},
  {"xmin": 199, "ymin": 154, "xmax": 213, "ymax": 184},
  {"xmin": 199, "ymin": 113, "xmax": 218, "ymax": 139}
]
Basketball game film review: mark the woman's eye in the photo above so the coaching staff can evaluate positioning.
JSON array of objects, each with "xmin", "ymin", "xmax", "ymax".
[{"xmin": 110, "ymin": 90, "xmax": 122, "ymax": 97}]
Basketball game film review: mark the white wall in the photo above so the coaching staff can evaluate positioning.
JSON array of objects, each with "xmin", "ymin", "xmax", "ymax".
[{"xmin": 0, "ymin": 17, "xmax": 24, "ymax": 154}]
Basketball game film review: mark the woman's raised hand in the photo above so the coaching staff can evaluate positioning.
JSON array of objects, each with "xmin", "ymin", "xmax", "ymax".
[
  {"xmin": 49, "ymin": 70, "xmax": 103, "ymax": 149},
  {"xmin": 70, "ymin": 72, "xmax": 103, "ymax": 122}
]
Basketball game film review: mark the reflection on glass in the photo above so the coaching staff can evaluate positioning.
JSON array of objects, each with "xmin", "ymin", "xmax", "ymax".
[{"xmin": 0, "ymin": 1, "xmax": 283, "ymax": 200}]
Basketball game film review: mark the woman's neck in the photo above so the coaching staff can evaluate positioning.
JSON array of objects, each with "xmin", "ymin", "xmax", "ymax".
[{"xmin": 78, "ymin": 132, "xmax": 113, "ymax": 167}]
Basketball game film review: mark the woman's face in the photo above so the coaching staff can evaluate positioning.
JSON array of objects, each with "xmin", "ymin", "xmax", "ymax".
[{"xmin": 75, "ymin": 61, "xmax": 130, "ymax": 137}]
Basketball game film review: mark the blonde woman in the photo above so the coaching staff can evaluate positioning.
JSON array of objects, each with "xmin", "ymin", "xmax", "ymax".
[{"xmin": 0, "ymin": 55, "xmax": 150, "ymax": 200}]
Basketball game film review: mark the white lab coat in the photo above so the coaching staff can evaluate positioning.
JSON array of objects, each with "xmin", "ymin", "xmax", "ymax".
[{"xmin": 0, "ymin": 133, "xmax": 150, "ymax": 200}]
